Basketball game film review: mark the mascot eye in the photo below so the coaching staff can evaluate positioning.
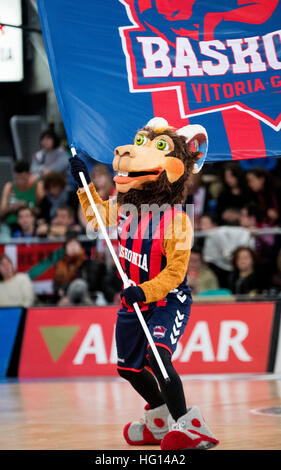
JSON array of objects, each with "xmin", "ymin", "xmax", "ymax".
[
  {"xmin": 156, "ymin": 138, "xmax": 169, "ymax": 151},
  {"xmin": 135, "ymin": 134, "xmax": 147, "ymax": 146}
]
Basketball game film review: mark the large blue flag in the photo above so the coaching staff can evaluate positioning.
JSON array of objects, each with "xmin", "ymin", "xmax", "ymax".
[{"xmin": 37, "ymin": 0, "xmax": 281, "ymax": 165}]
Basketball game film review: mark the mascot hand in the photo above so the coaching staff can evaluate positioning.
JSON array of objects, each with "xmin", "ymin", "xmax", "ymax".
[
  {"xmin": 70, "ymin": 156, "xmax": 91, "ymax": 187},
  {"xmin": 121, "ymin": 286, "xmax": 146, "ymax": 306}
]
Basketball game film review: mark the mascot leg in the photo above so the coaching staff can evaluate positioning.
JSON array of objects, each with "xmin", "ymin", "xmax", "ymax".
[
  {"xmin": 117, "ymin": 368, "xmax": 169, "ymax": 445},
  {"xmin": 147, "ymin": 346, "xmax": 219, "ymax": 450}
]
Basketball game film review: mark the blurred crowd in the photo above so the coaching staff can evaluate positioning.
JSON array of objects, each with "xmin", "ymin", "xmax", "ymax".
[{"xmin": 0, "ymin": 128, "xmax": 281, "ymax": 308}]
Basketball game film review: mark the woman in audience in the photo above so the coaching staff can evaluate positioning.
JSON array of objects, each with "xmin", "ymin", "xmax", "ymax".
[
  {"xmin": 31, "ymin": 129, "xmax": 69, "ymax": 177},
  {"xmin": 0, "ymin": 254, "xmax": 35, "ymax": 307},
  {"xmin": 246, "ymin": 168, "xmax": 280, "ymax": 226},
  {"xmin": 216, "ymin": 162, "xmax": 251, "ymax": 223},
  {"xmin": 228, "ymin": 246, "xmax": 260, "ymax": 295}
]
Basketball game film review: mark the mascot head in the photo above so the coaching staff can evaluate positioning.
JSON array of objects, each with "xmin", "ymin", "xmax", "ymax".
[{"xmin": 113, "ymin": 117, "xmax": 208, "ymax": 208}]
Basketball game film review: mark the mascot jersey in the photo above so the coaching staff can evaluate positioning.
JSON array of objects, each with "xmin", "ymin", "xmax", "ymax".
[{"xmin": 77, "ymin": 182, "xmax": 193, "ymax": 308}]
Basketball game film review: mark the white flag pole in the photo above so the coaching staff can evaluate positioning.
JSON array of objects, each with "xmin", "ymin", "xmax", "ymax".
[{"xmin": 71, "ymin": 148, "xmax": 170, "ymax": 383}]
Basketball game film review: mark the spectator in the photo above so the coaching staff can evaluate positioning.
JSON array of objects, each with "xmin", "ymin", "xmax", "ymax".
[
  {"xmin": 77, "ymin": 164, "xmax": 116, "ymax": 229},
  {"xmin": 53, "ymin": 235, "xmax": 101, "ymax": 303},
  {"xmin": 91, "ymin": 164, "xmax": 116, "ymax": 200},
  {"xmin": 40, "ymin": 172, "xmax": 78, "ymax": 222},
  {"xmin": 239, "ymin": 202, "xmax": 264, "ymax": 231},
  {"xmin": 0, "ymin": 162, "xmax": 44, "ymax": 231},
  {"xmin": 0, "ymin": 254, "xmax": 35, "ymax": 307},
  {"xmin": 220, "ymin": 207, "xmax": 241, "ymax": 226},
  {"xmin": 48, "ymin": 206, "xmax": 82, "ymax": 238},
  {"xmin": 12, "ymin": 206, "xmax": 36, "ymax": 238},
  {"xmin": 196, "ymin": 213, "xmax": 218, "ymax": 251},
  {"xmin": 31, "ymin": 129, "xmax": 69, "ymax": 177},
  {"xmin": 228, "ymin": 246, "xmax": 260, "ymax": 295},
  {"xmin": 54, "ymin": 235, "xmax": 87, "ymax": 299},
  {"xmin": 246, "ymin": 168, "xmax": 280, "ymax": 226},
  {"xmin": 239, "ymin": 202, "xmax": 277, "ymax": 286},
  {"xmin": 216, "ymin": 162, "xmax": 251, "ymax": 222},
  {"xmin": 202, "ymin": 224, "xmax": 254, "ymax": 288},
  {"xmin": 199, "ymin": 213, "xmax": 218, "ymax": 232},
  {"xmin": 187, "ymin": 246, "xmax": 219, "ymax": 295},
  {"xmin": 184, "ymin": 173, "xmax": 213, "ymax": 229},
  {"xmin": 58, "ymin": 279, "xmax": 93, "ymax": 306}
]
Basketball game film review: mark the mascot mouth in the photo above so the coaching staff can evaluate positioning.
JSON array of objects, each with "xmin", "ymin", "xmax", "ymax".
[{"xmin": 113, "ymin": 168, "xmax": 162, "ymax": 184}]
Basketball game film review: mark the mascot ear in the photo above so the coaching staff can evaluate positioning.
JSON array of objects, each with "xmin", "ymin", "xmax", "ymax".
[{"xmin": 176, "ymin": 124, "xmax": 208, "ymax": 174}]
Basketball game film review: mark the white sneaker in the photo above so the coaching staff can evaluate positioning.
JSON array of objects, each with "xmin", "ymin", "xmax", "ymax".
[
  {"xmin": 161, "ymin": 406, "xmax": 219, "ymax": 450},
  {"xmin": 123, "ymin": 403, "xmax": 169, "ymax": 445}
]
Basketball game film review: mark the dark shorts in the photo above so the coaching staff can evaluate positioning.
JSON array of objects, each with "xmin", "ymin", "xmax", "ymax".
[{"xmin": 116, "ymin": 289, "xmax": 192, "ymax": 371}]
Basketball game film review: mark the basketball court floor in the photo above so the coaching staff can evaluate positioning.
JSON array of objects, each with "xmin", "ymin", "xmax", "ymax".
[{"xmin": 0, "ymin": 374, "xmax": 280, "ymax": 450}]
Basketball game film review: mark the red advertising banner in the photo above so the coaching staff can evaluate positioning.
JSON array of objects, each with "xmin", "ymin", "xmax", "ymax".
[{"xmin": 19, "ymin": 302, "xmax": 275, "ymax": 378}]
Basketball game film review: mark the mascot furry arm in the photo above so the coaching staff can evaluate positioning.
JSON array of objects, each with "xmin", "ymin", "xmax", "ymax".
[{"xmin": 75, "ymin": 117, "xmax": 207, "ymax": 303}]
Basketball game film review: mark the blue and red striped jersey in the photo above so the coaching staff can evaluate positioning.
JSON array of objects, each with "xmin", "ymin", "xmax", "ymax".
[{"xmin": 118, "ymin": 207, "xmax": 188, "ymax": 291}]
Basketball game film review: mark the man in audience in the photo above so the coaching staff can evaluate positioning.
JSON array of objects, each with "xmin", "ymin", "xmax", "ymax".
[
  {"xmin": 0, "ymin": 162, "xmax": 44, "ymax": 232},
  {"xmin": 40, "ymin": 172, "xmax": 78, "ymax": 222},
  {"xmin": 0, "ymin": 254, "xmax": 35, "ymax": 307},
  {"xmin": 12, "ymin": 206, "xmax": 36, "ymax": 238},
  {"xmin": 48, "ymin": 206, "xmax": 82, "ymax": 238}
]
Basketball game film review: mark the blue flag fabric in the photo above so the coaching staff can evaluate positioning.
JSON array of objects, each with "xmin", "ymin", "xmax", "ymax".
[{"xmin": 37, "ymin": 0, "xmax": 281, "ymax": 165}]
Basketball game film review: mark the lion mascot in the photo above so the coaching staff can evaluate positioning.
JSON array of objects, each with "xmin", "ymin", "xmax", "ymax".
[{"xmin": 70, "ymin": 117, "xmax": 219, "ymax": 450}]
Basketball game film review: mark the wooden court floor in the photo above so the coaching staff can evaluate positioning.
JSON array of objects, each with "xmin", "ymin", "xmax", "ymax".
[{"xmin": 0, "ymin": 374, "xmax": 280, "ymax": 450}]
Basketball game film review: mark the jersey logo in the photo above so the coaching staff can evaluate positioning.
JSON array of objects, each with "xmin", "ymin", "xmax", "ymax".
[
  {"xmin": 153, "ymin": 325, "xmax": 167, "ymax": 339},
  {"xmin": 119, "ymin": 245, "xmax": 149, "ymax": 272}
]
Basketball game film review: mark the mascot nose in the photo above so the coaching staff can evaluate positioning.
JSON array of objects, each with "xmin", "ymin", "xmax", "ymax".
[{"xmin": 114, "ymin": 145, "xmax": 134, "ymax": 158}]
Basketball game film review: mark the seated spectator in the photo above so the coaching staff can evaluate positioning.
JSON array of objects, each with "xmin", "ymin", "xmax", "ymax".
[
  {"xmin": 187, "ymin": 246, "xmax": 219, "ymax": 295},
  {"xmin": 53, "ymin": 235, "xmax": 103, "ymax": 303},
  {"xmin": 0, "ymin": 162, "xmax": 44, "ymax": 231},
  {"xmin": 0, "ymin": 254, "xmax": 35, "ymax": 307},
  {"xmin": 239, "ymin": 202, "xmax": 264, "ymax": 232},
  {"xmin": 239, "ymin": 202, "xmax": 277, "ymax": 286},
  {"xmin": 196, "ymin": 213, "xmax": 218, "ymax": 250},
  {"xmin": 184, "ymin": 173, "xmax": 214, "ymax": 229},
  {"xmin": 228, "ymin": 246, "xmax": 261, "ymax": 295},
  {"xmin": 58, "ymin": 279, "xmax": 93, "ymax": 306},
  {"xmin": 91, "ymin": 164, "xmax": 116, "ymax": 200},
  {"xmin": 48, "ymin": 206, "xmax": 82, "ymax": 238},
  {"xmin": 54, "ymin": 235, "xmax": 87, "ymax": 300},
  {"xmin": 246, "ymin": 168, "xmax": 280, "ymax": 226},
  {"xmin": 202, "ymin": 224, "xmax": 254, "ymax": 288},
  {"xmin": 77, "ymin": 164, "xmax": 116, "ymax": 229},
  {"xmin": 216, "ymin": 162, "xmax": 252, "ymax": 223},
  {"xmin": 199, "ymin": 213, "xmax": 218, "ymax": 232},
  {"xmin": 12, "ymin": 206, "xmax": 36, "ymax": 238},
  {"xmin": 40, "ymin": 172, "xmax": 78, "ymax": 222},
  {"xmin": 31, "ymin": 129, "xmax": 69, "ymax": 177},
  {"xmin": 220, "ymin": 207, "xmax": 241, "ymax": 226}
]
